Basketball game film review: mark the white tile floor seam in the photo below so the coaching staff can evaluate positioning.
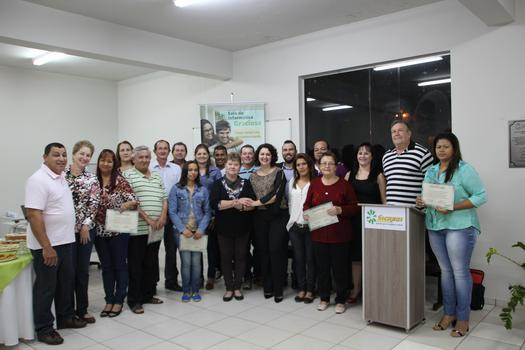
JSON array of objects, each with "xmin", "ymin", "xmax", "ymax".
[{"xmin": 8, "ymin": 265, "xmax": 525, "ymax": 350}]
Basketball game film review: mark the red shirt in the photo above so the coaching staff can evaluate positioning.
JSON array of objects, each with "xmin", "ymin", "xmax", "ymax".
[{"xmin": 303, "ymin": 177, "xmax": 359, "ymax": 243}]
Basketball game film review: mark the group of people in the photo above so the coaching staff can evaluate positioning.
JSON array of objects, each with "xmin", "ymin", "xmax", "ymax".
[{"xmin": 24, "ymin": 119, "xmax": 486, "ymax": 345}]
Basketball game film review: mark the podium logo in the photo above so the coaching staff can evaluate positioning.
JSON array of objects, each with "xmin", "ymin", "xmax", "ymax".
[{"xmin": 366, "ymin": 209, "xmax": 377, "ymax": 224}]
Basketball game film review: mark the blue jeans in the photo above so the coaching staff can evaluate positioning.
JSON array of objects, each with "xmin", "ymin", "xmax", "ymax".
[
  {"xmin": 94, "ymin": 234, "xmax": 129, "ymax": 304},
  {"xmin": 428, "ymin": 227, "xmax": 478, "ymax": 321},
  {"xmin": 175, "ymin": 233, "xmax": 202, "ymax": 294}
]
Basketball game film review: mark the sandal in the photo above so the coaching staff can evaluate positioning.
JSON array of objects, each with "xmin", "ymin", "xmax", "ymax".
[
  {"xmin": 432, "ymin": 315, "xmax": 457, "ymax": 331},
  {"xmin": 131, "ymin": 304, "xmax": 144, "ymax": 314},
  {"xmin": 100, "ymin": 304, "xmax": 113, "ymax": 318},
  {"xmin": 145, "ymin": 297, "xmax": 163, "ymax": 304},
  {"xmin": 108, "ymin": 304, "xmax": 123, "ymax": 318},
  {"xmin": 450, "ymin": 320, "xmax": 469, "ymax": 337}
]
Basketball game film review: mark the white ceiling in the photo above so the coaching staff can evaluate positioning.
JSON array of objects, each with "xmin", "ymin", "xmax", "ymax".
[
  {"xmin": 23, "ymin": 0, "xmax": 442, "ymax": 52},
  {"xmin": 0, "ymin": 42, "xmax": 155, "ymax": 81}
]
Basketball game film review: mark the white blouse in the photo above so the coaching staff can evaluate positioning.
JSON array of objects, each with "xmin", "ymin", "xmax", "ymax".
[{"xmin": 286, "ymin": 179, "xmax": 310, "ymax": 231}]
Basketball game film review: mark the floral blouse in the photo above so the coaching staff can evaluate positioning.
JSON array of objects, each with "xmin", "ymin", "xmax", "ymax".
[
  {"xmin": 95, "ymin": 174, "xmax": 138, "ymax": 237},
  {"xmin": 65, "ymin": 166, "xmax": 101, "ymax": 233}
]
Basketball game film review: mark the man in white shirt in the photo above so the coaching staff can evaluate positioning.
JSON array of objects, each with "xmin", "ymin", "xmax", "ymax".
[
  {"xmin": 149, "ymin": 140, "xmax": 183, "ymax": 292},
  {"xmin": 25, "ymin": 143, "xmax": 87, "ymax": 346}
]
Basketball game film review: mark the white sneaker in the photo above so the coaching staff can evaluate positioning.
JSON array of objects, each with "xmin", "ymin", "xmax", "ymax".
[
  {"xmin": 335, "ymin": 303, "xmax": 346, "ymax": 314},
  {"xmin": 317, "ymin": 301, "xmax": 329, "ymax": 311}
]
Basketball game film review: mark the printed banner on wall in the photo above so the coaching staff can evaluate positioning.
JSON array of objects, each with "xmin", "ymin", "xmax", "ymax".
[
  {"xmin": 363, "ymin": 206, "xmax": 406, "ymax": 231},
  {"xmin": 200, "ymin": 103, "xmax": 265, "ymax": 153}
]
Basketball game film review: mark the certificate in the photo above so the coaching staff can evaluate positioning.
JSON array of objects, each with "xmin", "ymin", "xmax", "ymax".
[
  {"xmin": 147, "ymin": 227, "xmax": 164, "ymax": 244},
  {"xmin": 179, "ymin": 235, "xmax": 208, "ymax": 252},
  {"xmin": 303, "ymin": 202, "xmax": 339, "ymax": 231},
  {"xmin": 422, "ymin": 183, "xmax": 454, "ymax": 211},
  {"xmin": 105, "ymin": 209, "xmax": 138, "ymax": 234}
]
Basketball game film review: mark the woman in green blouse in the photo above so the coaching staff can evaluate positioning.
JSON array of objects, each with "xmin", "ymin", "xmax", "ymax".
[{"xmin": 417, "ymin": 132, "xmax": 487, "ymax": 338}]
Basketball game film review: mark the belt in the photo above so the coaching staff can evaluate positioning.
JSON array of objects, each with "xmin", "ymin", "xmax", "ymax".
[{"xmin": 293, "ymin": 223, "xmax": 309, "ymax": 229}]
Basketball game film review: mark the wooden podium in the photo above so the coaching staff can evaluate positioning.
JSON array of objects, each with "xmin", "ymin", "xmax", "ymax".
[{"xmin": 361, "ymin": 204, "xmax": 425, "ymax": 331}]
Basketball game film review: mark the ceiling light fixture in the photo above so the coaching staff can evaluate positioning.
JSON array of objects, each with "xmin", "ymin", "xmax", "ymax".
[
  {"xmin": 373, "ymin": 56, "xmax": 443, "ymax": 71},
  {"xmin": 306, "ymin": 97, "xmax": 316, "ymax": 102},
  {"xmin": 33, "ymin": 52, "xmax": 67, "ymax": 66},
  {"xmin": 173, "ymin": 0, "xmax": 201, "ymax": 7},
  {"xmin": 418, "ymin": 78, "xmax": 451, "ymax": 87},
  {"xmin": 322, "ymin": 105, "xmax": 353, "ymax": 112}
]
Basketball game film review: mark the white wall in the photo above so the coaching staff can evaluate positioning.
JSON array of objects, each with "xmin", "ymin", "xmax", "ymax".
[
  {"xmin": 118, "ymin": 0, "xmax": 525, "ymax": 303},
  {"xmin": 0, "ymin": 65, "xmax": 118, "ymax": 225}
]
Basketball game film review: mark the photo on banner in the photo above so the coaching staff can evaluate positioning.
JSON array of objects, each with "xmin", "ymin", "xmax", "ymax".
[{"xmin": 199, "ymin": 103, "xmax": 265, "ymax": 153}]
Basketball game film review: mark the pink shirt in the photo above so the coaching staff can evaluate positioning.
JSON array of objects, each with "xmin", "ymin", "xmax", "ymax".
[{"xmin": 25, "ymin": 164, "xmax": 75, "ymax": 249}]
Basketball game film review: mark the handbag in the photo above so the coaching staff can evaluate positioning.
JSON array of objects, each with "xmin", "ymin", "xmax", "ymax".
[{"xmin": 470, "ymin": 269, "xmax": 485, "ymax": 310}]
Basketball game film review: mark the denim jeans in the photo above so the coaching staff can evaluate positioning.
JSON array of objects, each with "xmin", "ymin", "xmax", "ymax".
[
  {"xmin": 73, "ymin": 229, "xmax": 96, "ymax": 317},
  {"xmin": 31, "ymin": 243, "xmax": 75, "ymax": 337},
  {"xmin": 428, "ymin": 227, "xmax": 478, "ymax": 321},
  {"xmin": 289, "ymin": 225, "xmax": 316, "ymax": 293},
  {"xmin": 175, "ymin": 233, "xmax": 202, "ymax": 294},
  {"xmin": 94, "ymin": 234, "xmax": 129, "ymax": 304}
]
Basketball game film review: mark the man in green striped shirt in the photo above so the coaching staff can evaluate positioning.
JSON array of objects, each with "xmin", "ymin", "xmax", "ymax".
[{"xmin": 123, "ymin": 145, "xmax": 167, "ymax": 314}]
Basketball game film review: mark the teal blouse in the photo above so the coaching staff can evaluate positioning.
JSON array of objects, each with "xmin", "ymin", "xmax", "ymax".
[{"xmin": 423, "ymin": 160, "xmax": 487, "ymax": 231}]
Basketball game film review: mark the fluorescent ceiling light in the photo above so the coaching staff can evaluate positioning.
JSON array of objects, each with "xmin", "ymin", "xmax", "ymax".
[
  {"xmin": 173, "ymin": 0, "xmax": 202, "ymax": 7},
  {"xmin": 322, "ymin": 105, "xmax": 353, "ymax": 112},
  {"xmin": 306, "ymin": 97, "xmax": 316, "ymax": 102},
  {"xmin": 374, "ymin": 56, "xmax": 443, "ymax": 71},
  {"xmin": 418, "ymin": 78, "xmax": 451, "ymax": 87},
  {"xmin": 33, "ymin": 52, "xmax": 67, "ymax": 66}
]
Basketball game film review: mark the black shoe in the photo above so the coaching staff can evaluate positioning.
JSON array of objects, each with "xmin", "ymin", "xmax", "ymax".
[
  {"xmin": 242, "ymin": 279, "xmax": 253, "ymax": 290},
  {"xmin": 57, "ymin": 317, "xmax": 87, "ymax": 330},
  {"xmin": 37, "ymin": 330, "xmax": 64, "ymax": 345},
  {"xmin": 165, "ymin": 283, "xmax": 183, "ymax": 292},
  {"xmin": 223, "ymin": 291, "xmax": 233, "ymax": 302},
  {"xmin": 264, "ymin": 293, "xmax": 274, "ymax": 299},
  {"xmin": 234, "ymin": 290, "xmax": 244, "ymax": 301},
  {"xmin": 205, "ymin": 279, "xmax": 215, "ymax": 290},
  {"xmin": 274, "ymin": 296, "xmax": 284, "ymax": 303}
]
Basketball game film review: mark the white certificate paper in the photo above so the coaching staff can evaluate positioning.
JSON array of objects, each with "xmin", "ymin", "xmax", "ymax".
[
  {"xmin": 105, "ymin": 209, "xmax": 138, "ymax": 234},
  {"xmin": 179, "ymin": 235, "xmax": 208, "ymax": 252},
  {"xmin": 422, "ymin": 183, "xmax": 454, "ymax": 211},
  {"xmin": 303, "ymin": 202, "xmax": 339, "ymax": 231},
  {"xmin": 147, "ymin": 227, "xmax": 164, "ymax": 244}
]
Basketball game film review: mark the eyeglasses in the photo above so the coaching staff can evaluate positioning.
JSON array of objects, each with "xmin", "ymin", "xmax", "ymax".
[{"xmin": 320, "ymin": 162, "xmax": 335, "ymax": 167}]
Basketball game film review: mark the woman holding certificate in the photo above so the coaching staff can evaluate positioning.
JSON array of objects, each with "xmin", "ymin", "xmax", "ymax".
[
  {"xmin": 210, "ymin": 153, "xmax": 256, "ymax": 302},
  {"xmin": 303, "ymin": 151, "xmax": 359, "ymax": 314},
  {"xmin": 94, "ymin": 149, "xmax": 138, "ymax": 318},
  {"xmin": 65, "ymin": 140, "xmax": 101, "ymax": 324},
  {"xmin": 168, "ymin": 160, "xmax": 211, "ymax": 303},
  {"xmin": 246, "ymin": 143, "xmax": 288, "ymax": 303},
  {"xmin": 416, "ymin": 132, "xmax": 487, "ymax": 337}
]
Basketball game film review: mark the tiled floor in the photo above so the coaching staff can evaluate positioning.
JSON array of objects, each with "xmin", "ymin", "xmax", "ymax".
[{"xmin": 4, "ymin": 266, "xmax": 525, "ymax": 350}]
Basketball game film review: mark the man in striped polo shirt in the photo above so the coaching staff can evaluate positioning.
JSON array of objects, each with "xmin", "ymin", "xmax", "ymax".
[
  {"xmin": 123, "ymin": 145, "xmax": 167, "ymax": 314},
  {"xmin": 382, "ymin": 120, "xmax": 433, "ymax": 205}
]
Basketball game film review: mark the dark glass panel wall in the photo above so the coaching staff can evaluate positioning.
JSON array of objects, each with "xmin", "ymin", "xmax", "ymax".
[{"xmin": 304, "ymin": 55, "xmax": 451, "ymax": 165}]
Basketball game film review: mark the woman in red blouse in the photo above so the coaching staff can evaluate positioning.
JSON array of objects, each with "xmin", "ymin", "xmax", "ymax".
[
  {"xmin": 94, "ymin": 149, "xmax": 138, "ymax": 317},
  {"xmin": 303, "ymin": 151, "xmax": 359, "ymax": 314}
]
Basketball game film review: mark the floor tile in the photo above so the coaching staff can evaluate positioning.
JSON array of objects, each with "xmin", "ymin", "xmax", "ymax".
[
  {"xmin": 115, "ymin": 309, "xmax": 171, "ymax": 330},
  {"xmin": 180, "ymin": 308, "xmax": 228, "ymax": 327},
  {"xmin": 207, "ymin": 338, "xmax": 266, "ymax": 350},
  {"xmin": 325, "ymin": 309, "xmax": 368, "ymax": 330},
  {"xmin": 142, "ymin": 341, "xmax": 188, "ymax": 350},
  {"xmin": 236, "ymin": 324, "xmax": 294, "ymax": 348},
  {"xmin": 301, "ymin": 321, "xmax": 359, "ymax": 343},
  {"xmin": 81, "ymin": 345, "xmax": 111, "ymax": 350},
  {"xmin": 142, "ymin": 318, "xmax": 196, "ymax": 340},
  {"xmin": 236, "ymin": 305, "xmax": 286, "ymax": 324},
  {"xmin": 74, "ymin": 318, "xmax": 136, "ymax": 342},
  {"xmin": 266, "ymin": 313, "xmax": 320, "ymax": 333},
  {"xmin": 27, "ymin": 332, "xmax": 96, "ymax": 350},
  {"xmin": 364, "ymin": 323, "xmax": 410, "ymax": 340},
  {"xmin": 102, "ymin": 330, "xmax": 163, "ymax": 350},
  {"xmin": 271, "ymin": 334, "xmax": 334, "ymax": 350},
  {"xmin": 341, "ymin": 329, "xmax": 403, "ymax": 350},
  {"xmin": 392, "ymin": 339, "xmax": 448, "ymax": 350},
  {"xmin": 206, "ymin": 316, "xmax": 260, "ymax": 337},
  {"xmin": 170, "ymin": 328, "xmax": 229, "ymax": 350},
  {"xmin": 456, "ymin": 335, "xmax": 521, "ymax": 350},
  {"xmin": 470, "ymin": 322, "xmax": 525, "ymax": 346},
  {"xmin": 291, "ymin": 303, "xmax": 338, "ymax": 321},
  {"xmin": 207, "ymin": 299, "xmax": 257, "ymax": 316},
  {"xmin": 405, "ymin": 322, "xmax": 463, "ymax": 350},
  {"xmin": 483, "ymin": 307, "xmax": 525, "ymax": 331}
]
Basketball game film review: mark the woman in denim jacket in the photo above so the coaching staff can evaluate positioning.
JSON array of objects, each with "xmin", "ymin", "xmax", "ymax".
[
  {"xmin": 417, "ymin": 132, "xmax": 487, "ymax": 338},
  {"xmin": 168, "ymin": 160, "xmax": 211, "ymax": 302}
]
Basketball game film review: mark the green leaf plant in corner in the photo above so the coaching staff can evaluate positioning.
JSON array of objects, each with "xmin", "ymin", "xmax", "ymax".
[{"xmin": 486, "ymin": 242, "xmax": 525, "ymax": 329}]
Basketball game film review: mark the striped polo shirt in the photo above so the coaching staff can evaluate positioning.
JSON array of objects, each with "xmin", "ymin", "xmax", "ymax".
[
  {"xmin": 123, "ymin": 167, "xmax": 167, "ymax": 235},
  {"xmin": 382, "ymin": 141, "xmax": 433, "ymax": 205}
]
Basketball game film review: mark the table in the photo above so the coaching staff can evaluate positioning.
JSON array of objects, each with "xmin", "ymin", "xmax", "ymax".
[{"xmin": 0, "ymin": 255, "xmax": 34, "ymax": 346}]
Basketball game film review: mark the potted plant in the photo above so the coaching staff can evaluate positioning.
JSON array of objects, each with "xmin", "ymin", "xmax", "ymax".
[{"xmin": 486, "ymin": 242, "xmax": 525, "ymax": 329}]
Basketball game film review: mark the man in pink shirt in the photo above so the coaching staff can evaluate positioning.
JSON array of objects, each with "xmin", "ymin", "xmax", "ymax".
[{"xmin": 25, "ymin": 143, "xmax": 87, "ymax": 346}]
